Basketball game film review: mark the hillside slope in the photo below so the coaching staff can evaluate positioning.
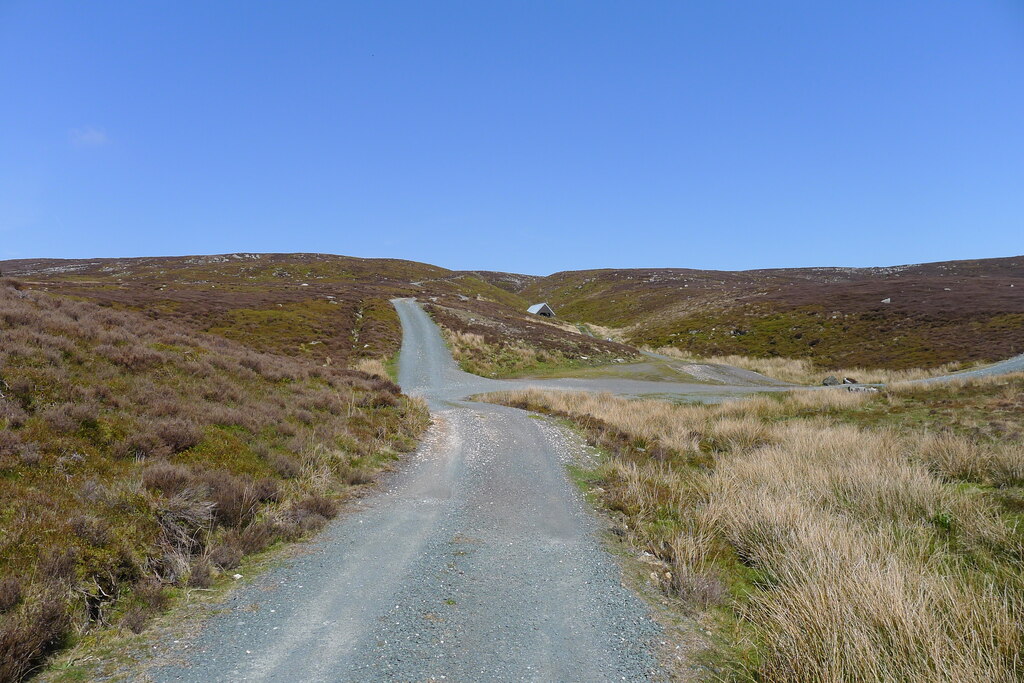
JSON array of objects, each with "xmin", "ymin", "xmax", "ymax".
[
  {"xmin": 0, "ymin": 254, "xmax": 621, "ymax": 375},
  {"xmin": 0, "ymin": 279, "xmax": 429, "ymax": 680},
  {"xmin": 0, "ymin": 254, "xmax": 636, "ymax": 382},
  {"xmin": 4, "ymin": 252, "xmax": 1021, "ymax": 372},
  {"xmin": 519, "ymin": 256, "xmax": 1024, "ymax": 370}
]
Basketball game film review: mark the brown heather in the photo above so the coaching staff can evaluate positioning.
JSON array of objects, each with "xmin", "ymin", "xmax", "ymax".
[
  {"xmin": 0, "ymin": 282, "xmax": 430, "ymax": 679},
  {"xmin": 516, "ymin": 256, "xmax": 1024, "ymax": 370},
  {"xmin": 484, "ymin": 375, "xmax": 1024, "ymax": 682}
]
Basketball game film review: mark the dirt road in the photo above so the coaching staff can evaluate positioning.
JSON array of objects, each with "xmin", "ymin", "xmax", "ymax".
[{"xmin": 151, "ymin": 300, "xmax": 669, "ymax": 681}]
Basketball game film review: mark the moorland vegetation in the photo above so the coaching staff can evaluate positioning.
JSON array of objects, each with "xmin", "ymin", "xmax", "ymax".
[
  {"xmin": 512, "ymin": 256, "xmax": 1024, "ymax": 371},
  {"xmin": 0, "ymin": 279, "xmax": 429, "ymax": 680},
  {"xmin": 483, "ymin": 375, "xmax": 1024, "ymax": 681}
]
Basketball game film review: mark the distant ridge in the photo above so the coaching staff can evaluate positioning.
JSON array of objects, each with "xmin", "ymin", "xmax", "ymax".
[{"xmin": 3, "ymin": 253, "xmax": 1021, "ymax": 370}]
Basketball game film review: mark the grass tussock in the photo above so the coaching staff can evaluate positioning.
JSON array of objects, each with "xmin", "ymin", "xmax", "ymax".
[
  {"xmin": 0, "ymin": 282, "xmax": 430, "ymax": 679},
  {"xmin": 351, "ymin": 357, "xmax": 390, "ymax": 380},
  {"xmin": 650, "ymin": 347, "xmax": 971, "ymax": 385},
  {"xmin": 483, "ymin": 376, "xmax": 1024, "ymax": 681}
]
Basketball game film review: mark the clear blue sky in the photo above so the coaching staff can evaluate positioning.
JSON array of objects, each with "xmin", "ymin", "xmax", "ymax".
[{"xmin": 2, "ymin": 1, "xmax": 1022, "ymax": 275}]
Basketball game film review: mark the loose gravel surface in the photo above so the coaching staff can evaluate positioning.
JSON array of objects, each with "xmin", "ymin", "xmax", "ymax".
[
  {"xmin": 917, "ymin": 352, "xmax": 1024, "ymax": 383},
  {"xmin": 639, "ymin": 351, "xmax": 791, "ymax": 387},
  {"xmin": 151, "ymin": 300, "xmax": 674, "ymax": 682}
]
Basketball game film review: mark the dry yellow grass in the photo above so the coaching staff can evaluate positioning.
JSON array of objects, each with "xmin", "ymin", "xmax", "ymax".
[
  {"xmin": 449, "ymin": 330, "xmax": 487, "ymax": 349},
  {"xmin": 483, "ymin": 386, "xmax": 1024, "ymax": 681},
  {"xmin": 352, "ymin": 357, "xmax": 390, "ymax": 379},
  {"xmin": 786, "ymin": 387, "xmax": 874, "ymax": 409},
  {"xmin": 649, "ymin": 347, "xmax": 970, "ymax": 385},
  {"xmin": 916, "ymin": 432, "xmax": 1024, "ymax": 488},
  {"xmin": 441, "ymin": 329, "xmax": 580, "ymax": 377}
]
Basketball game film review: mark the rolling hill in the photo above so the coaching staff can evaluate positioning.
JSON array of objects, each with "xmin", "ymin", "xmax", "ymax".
[
  {"xmin": 513, "ymin": 256, "xmax": 1024, "ymax": 370},
  {"xmin": 0, "ymin": 254, "xmax": 634, "ymax": 377},
  {"xmin": 3, "ymin": 253, "xmax": 1022, "ymax": 373},
  {"xmin": 0, "ymin": 277, "xmax": 429, "ymax": 680}
]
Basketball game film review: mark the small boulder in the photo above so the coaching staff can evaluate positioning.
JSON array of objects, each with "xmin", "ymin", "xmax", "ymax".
[
  {"xmin": 822, "ymin": 375, "xmax": 841, "ymax": 386},
  {"xmin": 842, "ymin": 377, "xmax": 858, "ymax": 384}
]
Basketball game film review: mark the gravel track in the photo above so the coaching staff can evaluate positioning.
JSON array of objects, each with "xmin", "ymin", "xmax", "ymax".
[
  {"xmin": 150, "ymin": 300, "xmax": 669, "ymax": 681},
  {"xmin": 916, "ymin": 352, "xmax": 1024, "ymax": 383}
]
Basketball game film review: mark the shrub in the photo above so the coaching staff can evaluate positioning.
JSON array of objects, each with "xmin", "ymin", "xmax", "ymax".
[
  {"xmin": 0, "ymin": 430, "xmax": 23, "ymax": 457},
  {"xmin": 270, "ymin": 453, "xmax": 300, "ymax": 478},
  {"xmin": 18, "ymin": 443, "xmax": 41, "ymax": 467},
  {"xmin": 0, "ymin": 277, "xmax": 24, "ymax": 290},
  {"xmin": 237, "ymin": 520, "xmax": 278, "ymax": 554},
  {"xmin": 0, "ymin": 578, "xmax": 22, "ymax": 615},
  {"xmin": 120, "ymin": 607, "xmax": 149, "ymax": 634},
  {"xmin": 287, "ymin": 495, "xmax": 339, "ymax": 535},
  {"xmin": 339, "ymin": 461, "xmax": 375, "ymax": 486},
  {"xmin": 154, "ymin": 489, "xmax": 214, "ymax": 560},
  {"xmin": 187, "ymin": 559, "xmax": 213, "ymax": 588},
  {"xmin": 69, "ymin": 515, "xmax": 110, "ymax": 547},
  {"xmin": 155, "ymin": 419, "xmax": 203, "ymax": 454},
  {"xmin": 201, "ymin": 379, "xmax": 243, "ymax": 404},
  {"xmin": 205, "ymin": 405, "xmax": 251, "ymax": 429},
  {"xmin": 293, "ymin": 494, "xmax": 338, "ymax": 520},
  {"xmin": 0, "ymin": 594, "xmax": 70, "ymax": 683},
  {"xmin": 38, "ymin": 549, "xmax": 78, "ymax": 586},
  {"xmin": 67, "ymin": 401, "xmax": 100, "ymax": 424},
  {"xmin": 115, "ymin": 428, "xmax": 166, "ymax": 461},
  {"xmin": 76, "ymin": 478, "xmax": 106, "ymax": 503},
  {"xmin": 0, "ymin": 398, "xmax": 28, "ymax": 428},
  {"xmin": 40, "ymin": 403, "xmax": 77, "ymax": 434},
  {"xmin": 134, "ymin": 579, "xmax": 169, "ymax": 612},
  {"xmin": 0, "ymin": 280, "xmax": 433, "ymax": 674},
  {"xmin": 253, "ymin": 477, "xmax": 281, "ymax": 503},
  {"xmin": 142, "ymin": 462, "xmax": 193, "ymax": 496},
  {"xmin": 148, "ymin": 398, "xmax": 184, "ymax": 418},
  {"xmin": 208, "ymin": 542, "xmax": 242, "ymax": 570},
  {"xmin": 359, "ymin": 391, "xmax": 399, "ymax": 409},
  {"xmin": 672, "ymin": 569, "xmax": 726, "ymax": 611},
  {"xmin": 96, "ymin": 343, "xmax": 165, "ymax": 371},
  {"xmin": 200, "ymin": 470, "xmax": 256, "ymax": 528}
]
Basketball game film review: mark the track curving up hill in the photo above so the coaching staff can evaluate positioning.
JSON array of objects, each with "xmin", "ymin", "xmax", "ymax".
[{"xmin": 148, "ymin": 299, "xmax": 680, "ymax": 682}]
